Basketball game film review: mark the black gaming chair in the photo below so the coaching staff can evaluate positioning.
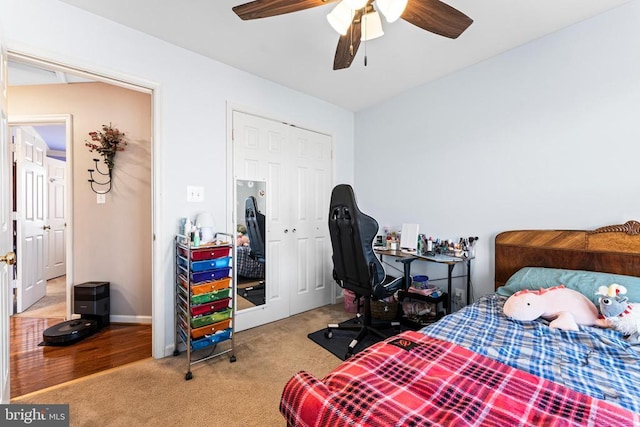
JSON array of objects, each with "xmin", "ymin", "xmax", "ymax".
[
  {"xmin": 243, "ymin": 196, "xmax": 266, "ymax": 299},
  {"xmin": 325, "ymin": 184, "xmax": 403, "ymax": 358}
]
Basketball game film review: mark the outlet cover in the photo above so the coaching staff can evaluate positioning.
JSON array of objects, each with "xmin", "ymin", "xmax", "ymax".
[{"xmin": 97, "ymin": 193, "xmax": 106, "ymax": 204}]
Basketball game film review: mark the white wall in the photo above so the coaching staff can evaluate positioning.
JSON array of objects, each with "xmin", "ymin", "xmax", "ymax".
[
  {"xmin": 0, "ymin": 0, "xmax": 355, "ymax": 357},
  {"xmin": 354, "ymin": 0, "xmax": 640, "ymax": 301}
]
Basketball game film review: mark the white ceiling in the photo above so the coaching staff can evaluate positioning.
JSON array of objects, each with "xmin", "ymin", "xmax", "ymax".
[
  {"xmin": 8, "ymin": 61, "xmax": 93, "ymax": 86},
  {"xmin": 43, "ymin": 0, "xmax": 632, "ymax": 111}
]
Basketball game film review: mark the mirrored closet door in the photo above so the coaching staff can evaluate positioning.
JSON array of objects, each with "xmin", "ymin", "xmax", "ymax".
[{"xmin": 235, "ymin": 179, "xmax": 266, "ymax": 311}]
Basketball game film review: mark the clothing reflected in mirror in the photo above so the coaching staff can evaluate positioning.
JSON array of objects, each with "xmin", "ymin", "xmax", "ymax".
[{"xmin": 235, "ymin": 179, "xmax": 266, "ymax": 309}]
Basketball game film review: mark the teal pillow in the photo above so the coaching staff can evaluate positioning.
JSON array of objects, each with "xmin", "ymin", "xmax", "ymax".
[{"xmin": 496, "ymin": 267, "xmax": 640, "ymax": 307}]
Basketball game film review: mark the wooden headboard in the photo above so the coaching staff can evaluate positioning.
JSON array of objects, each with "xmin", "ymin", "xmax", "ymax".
[{"xmin": 495, "ymin": 220, "xmax": 640, "ymax": 289}]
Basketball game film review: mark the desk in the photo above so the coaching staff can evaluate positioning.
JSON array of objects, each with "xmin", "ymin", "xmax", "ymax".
[
  {"xmin": 373, "ymin": 248, "xmax": 416, "ymax": 289},
  {"xmin": 375, "ymin": 248, "xmax": 472, "ymax": 314}
]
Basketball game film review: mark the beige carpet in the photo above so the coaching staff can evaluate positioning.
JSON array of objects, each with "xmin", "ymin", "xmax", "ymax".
[
  {"xmin": 12, "ymin": 302, "xmax": 353, "ymax": 427},
  {"xmin": 13, "ymin": 276, "xmax": 66, "ymax": 319}
]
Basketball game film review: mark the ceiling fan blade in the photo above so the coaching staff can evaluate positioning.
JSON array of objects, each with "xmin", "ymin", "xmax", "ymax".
[
  {"xmin": 401, "ymin": 0, "xmax": 473, "ymax": 39},
  {"xmin": 233, "ymin": 0, "xmax": 338, "ymax": 20},
  {"xmin": 333, "ymin": 10, "xmax": 363, "ymax": 70}
]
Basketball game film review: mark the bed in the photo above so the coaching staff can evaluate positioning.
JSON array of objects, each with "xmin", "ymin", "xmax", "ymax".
[{"xmin": 280, "ymin": 220, "xmax": 640, "ymax": 426}]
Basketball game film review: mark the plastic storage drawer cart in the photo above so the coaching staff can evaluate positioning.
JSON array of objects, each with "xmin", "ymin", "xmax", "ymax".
[{"xmin": 174, "ymin": 233, "xmax": 236, "ymax": 380}]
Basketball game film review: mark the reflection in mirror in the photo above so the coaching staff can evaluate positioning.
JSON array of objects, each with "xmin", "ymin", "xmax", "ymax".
[{"xmin": 235, "ymin": 179, "xmax": 266, "ymax": 310}]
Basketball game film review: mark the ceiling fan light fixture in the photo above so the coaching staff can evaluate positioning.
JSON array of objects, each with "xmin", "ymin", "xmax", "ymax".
[
  {"xmin": 361, "ymin": 11, "xmax": 384, "ymax": 41},
  {"xmin": 344, "ymin": 0, "xmax": 369, "ymax": 10},
  {"xmin": 327, "ymin": 1, "xmax": 353, "ymax": 35},
  {"xmin": 376, "ymin": 0, "xmax": 408, "ymax": 23}
]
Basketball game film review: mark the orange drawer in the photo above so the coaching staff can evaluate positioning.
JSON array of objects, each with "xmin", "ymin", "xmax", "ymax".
[
  {"xmin": 191, "ymin": 277, "xmax": 232, "ymax": 295},
  {"xmin": 191, "ymin": 319, "xmax": 232, "ymax": 339}
]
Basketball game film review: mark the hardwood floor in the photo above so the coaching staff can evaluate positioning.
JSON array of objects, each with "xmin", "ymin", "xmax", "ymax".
[{"xmin": 10, "ymin": 317, "xmax": 152, "ymax": 398}]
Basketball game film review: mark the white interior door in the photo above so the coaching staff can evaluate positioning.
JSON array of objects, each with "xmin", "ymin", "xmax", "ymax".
[
  {"xmin": 289, "ymin": 126, "xmax": 332, "ymax": 314},
  {"xmin": 0, "ymin": 33, "xmax": 13, "ymax": 404},
  {"xmin": 45, "ymin": 157, "xmax": 66, "ymax": 279},
  {"xmin": 232, "ymin": 111, "xmax": 333, "ymax": 330},
  {"xmin": 233, "ymin": 111, "xmax": 290, "ymax": 331},
  {"xmin": 13, "ymin": 126, "xmax": 47, "ymax": 313}
]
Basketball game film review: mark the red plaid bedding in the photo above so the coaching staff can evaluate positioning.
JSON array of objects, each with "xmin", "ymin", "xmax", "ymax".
[{"xmin": 280, "ymin": 331, "xmax": 639, "ymax": 426}]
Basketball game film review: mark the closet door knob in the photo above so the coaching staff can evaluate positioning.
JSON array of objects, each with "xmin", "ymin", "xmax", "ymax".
[
  {"xmin": 284, "ymin": 229, "xmax": 289, "ymax": 234},
  {"xmin": 292, "ymin": 229, "xmax": 297, "ymax": 233}
]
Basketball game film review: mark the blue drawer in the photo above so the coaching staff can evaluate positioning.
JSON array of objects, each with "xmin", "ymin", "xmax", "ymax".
[
  {"xmin": 190, "ymin": 328, "xmax": 233, "ymax": 351},
  {"xmin": 189, "ymin": 256, "xmax": 232, "ymax": 272},
  {"xmin": 190, "ymin": 267, "xmax": 231, "ymax": 283}
]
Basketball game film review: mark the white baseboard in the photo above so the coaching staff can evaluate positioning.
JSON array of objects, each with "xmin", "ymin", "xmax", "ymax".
[
  {"xmin": 110, "ymin": 314, "xmax": 152, "ymax": 324},
  {"xmin": 164, "ymin": 344, "xmax": 177, "ymax": 357}
]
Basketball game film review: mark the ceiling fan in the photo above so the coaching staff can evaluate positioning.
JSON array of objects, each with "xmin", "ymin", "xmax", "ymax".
[{"xmin": 232, "ymin": 0, "xmax": 473, "ymax": 70}]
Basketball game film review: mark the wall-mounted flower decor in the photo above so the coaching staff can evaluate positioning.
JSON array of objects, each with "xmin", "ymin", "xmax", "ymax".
[
  {"xmin": 85, "ymin": 123, "xmax": 127, "ymax": 171},
  {"xmin": 85, "ymin": 123, "xmax": 127, "ymax": 194}
]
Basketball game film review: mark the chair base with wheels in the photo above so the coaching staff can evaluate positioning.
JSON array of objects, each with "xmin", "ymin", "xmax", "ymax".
[{"xmin": 325, "ymin": 295, "xmax": 400, "ymax": 359}]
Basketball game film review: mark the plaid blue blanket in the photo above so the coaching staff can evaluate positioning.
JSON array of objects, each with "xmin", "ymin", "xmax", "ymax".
[
  {"xmin": 421, "ymin": 294, "xmax": 640, "ymax": 414},
  {"xmin": 236, "ymin": 245, "xmax": 264, "ymax": 279}
]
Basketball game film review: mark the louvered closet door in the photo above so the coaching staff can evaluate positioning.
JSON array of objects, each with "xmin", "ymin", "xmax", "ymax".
[{"xmin": 232, "ymin": 111, "xmax": 333, "ymax": 330}]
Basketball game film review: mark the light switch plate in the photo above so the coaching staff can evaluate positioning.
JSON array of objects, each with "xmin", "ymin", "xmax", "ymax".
[
  {"xmin": 97, "ymin": 193, "xmax": 106, "ymax": 204},
  {"xmin": 187, "ymin": 186, "xmax": 204, "ymax": 202}
]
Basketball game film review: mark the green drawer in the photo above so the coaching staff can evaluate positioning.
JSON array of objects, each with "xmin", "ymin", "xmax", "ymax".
[
  {"xmin": 190, "ymin": 308, "xmax": 232, "ymax": 328},
  {"xmin": 191, "ymin": 288, "xmax": 232, "ymax": 305}
]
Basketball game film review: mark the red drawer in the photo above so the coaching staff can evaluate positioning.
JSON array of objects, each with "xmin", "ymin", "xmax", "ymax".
[
  {"xmin": 190, "ymin": 298, "xmax": 232, "ymax": 316},
  {"xmin": 179, "ymin": 246, "xmax": 231, "ymax": 261}
]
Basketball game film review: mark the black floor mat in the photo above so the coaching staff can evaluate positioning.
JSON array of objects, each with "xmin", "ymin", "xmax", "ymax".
[
  {"xmin": 307, "ymin": 317, "xmax": 405, "ymax": 361},
  {"xmin": 240, "ymin": 287, "xmax": 265, "ymax": 306}
]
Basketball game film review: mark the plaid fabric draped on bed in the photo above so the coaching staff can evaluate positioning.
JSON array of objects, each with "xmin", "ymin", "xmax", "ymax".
[{"xmin": 280, "ymin": 295, "xmax": 640, "ymax": 426}]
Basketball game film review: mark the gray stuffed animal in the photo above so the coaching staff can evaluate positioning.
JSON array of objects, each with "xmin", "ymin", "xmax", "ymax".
[{"xmin": 597, "ymin": 284, "xmax": 640, "ymax": 344}]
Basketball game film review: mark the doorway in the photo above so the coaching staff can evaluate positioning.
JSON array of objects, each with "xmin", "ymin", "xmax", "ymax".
[
  {"xmin": 9, "ymin": 56, "xmax": 155, "ymax": 397},
  {"xmin": 9, "ymin": 118, "xmax": 71, "ymax": 320}
]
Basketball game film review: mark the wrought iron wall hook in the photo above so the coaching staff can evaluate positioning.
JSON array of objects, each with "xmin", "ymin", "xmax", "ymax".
[
  {"xmin": 87, "ymin": 158, "xmax": 112, "ymax": 194},
  {"xmin": 91, "ymin": 158, "xmax": 110, "ymax": 176}
]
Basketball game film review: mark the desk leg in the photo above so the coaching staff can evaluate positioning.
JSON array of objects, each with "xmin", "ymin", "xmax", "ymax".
[
  {"xmin": 399, "ymin": 258, "xmax": 414, "ymax": 290},
  {"xmin": 447, "ymin": 264, "xmax": 454, "ymax": 314},
  {"xmin": 466, "ymin": 260, "xmax": 471, "ymax": 306},
  {"xmin": 378, "ymin": 254, "xmax": 414, "ymax": 290}
]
